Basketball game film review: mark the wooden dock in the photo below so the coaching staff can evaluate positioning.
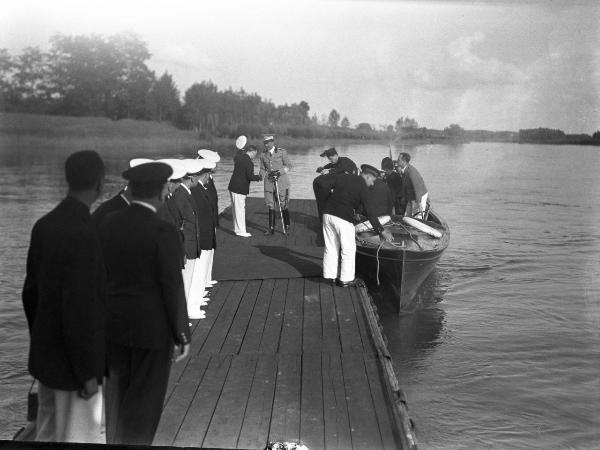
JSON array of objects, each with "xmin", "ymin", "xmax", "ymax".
[{"xmin": 154, "ymin": 198, "xmax": 416, "ymax": 450}]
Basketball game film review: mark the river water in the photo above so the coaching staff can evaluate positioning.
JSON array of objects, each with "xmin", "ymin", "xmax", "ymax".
[{"xmin": 1, "ymin": 141, "xmax": 599, "ymax": 448}]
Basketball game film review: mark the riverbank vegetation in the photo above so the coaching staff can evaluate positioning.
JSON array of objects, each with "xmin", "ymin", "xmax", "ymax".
[{"xmin": 1, "ymin": 32, "xmax": 598, "ymax": 147}]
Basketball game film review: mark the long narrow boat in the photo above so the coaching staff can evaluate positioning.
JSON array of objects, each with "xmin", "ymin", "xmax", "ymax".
[{"xmin": 355, "ymin": 210, "xmax": 450, "ymax": 312}]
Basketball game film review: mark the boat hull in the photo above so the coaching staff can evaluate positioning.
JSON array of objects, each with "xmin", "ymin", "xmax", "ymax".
[{"xmin": 355, "ymin": 211, "xmax": 449, "ymax": 312}]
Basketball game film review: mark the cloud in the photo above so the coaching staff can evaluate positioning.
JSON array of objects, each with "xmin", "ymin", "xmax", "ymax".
[{"xmin": 409, "ymin": 32, "xmax": 530, "ymax": 90}]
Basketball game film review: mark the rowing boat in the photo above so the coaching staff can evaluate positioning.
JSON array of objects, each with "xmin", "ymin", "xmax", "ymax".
[{"xmin": 355, "ymin": 210, "xmax": 450, "ymax": 312}]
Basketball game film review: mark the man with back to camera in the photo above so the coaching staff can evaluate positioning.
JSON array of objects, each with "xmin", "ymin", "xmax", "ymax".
[
  {"xmin": 259, "ymin": 135, "xmax": 292, "ymax": 234},
  {"xmin": 98, "ymin": 162, "xmax": 190, "ymax": 446},
  {"xmin": 380, "ymin": 156, "xmax": 404, "ymax": 214},
  {"xmin": 320, "ymin": 164, "xmax": 394, "ymax": 287},
  {"xmin": 313, "ymin": 147, "xmax": 358, "ymax": 221},
  {"xmin": 22, "ymin": 150, "xmax": 106, "ymax": 443},
  {"xmin": 397, "ymin": 152, "xmax": 428, "ymax": 218},
  {"xmin": 228, "ymin": 144, "xmax": 262, "ymax": 237}
]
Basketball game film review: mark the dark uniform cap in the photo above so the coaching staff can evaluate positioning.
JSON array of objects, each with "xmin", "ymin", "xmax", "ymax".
[
  {"xmin": 320, "ymin": 147, "xmax": 338, "ymax": 158},
  {"xmin": 122, "ymin": 162, "xmax": 173, "ymax": 182},
  {"xmin": 360, "ymin": 164, "xmax": 381, "ymax": 178},
  {"xmin": 381, "ymin": 157, "xmax": 394, "ymax": 171}
]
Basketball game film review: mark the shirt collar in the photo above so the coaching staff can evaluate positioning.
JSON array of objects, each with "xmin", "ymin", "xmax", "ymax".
[
  {"xmin": 180, "ymin": 184, "xmax": 191, "ymax": 195},
  {"xmin": 119, "ymin": 192, "xmax": 131, "ymax": 205},
  {"xmin": 131, "ymin": 200, "xmax": 157, "ymax": 213}
]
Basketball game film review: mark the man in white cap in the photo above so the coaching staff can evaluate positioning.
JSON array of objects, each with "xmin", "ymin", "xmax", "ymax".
[
  {"xmin": 196, "ymin": 149, "xmax": 220, "ymax": 287},
  {"xmin": 190, "ymin": 159, "xmax": 217, "ymax": 307},
  {"xmin": 228, "ymin": 144, "xmax": 262, "ymax": 237},
  {"xmin": 259, "ymin": 135, "xmax": 292, "ymax": 234},
  {"xmin": 161, "ymin": 159, "xmax": 206, "ymax": 320}
]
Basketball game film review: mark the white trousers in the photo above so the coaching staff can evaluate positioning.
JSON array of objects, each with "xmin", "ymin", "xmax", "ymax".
[
  {"xmin": 182, "ymin": 258, "xmax": 196, "ymax": 301},
  {"xmin": 36, "ymin": 382, "xmax": 104, "ymax": 443},
  {"xmin": 322, "ymin": 214, "xmax": 356, "ymax": 282},
  {"xmin": 230, "ymin": 191, "xmax": 247, "ymax": 234},
  {"xmin": 190, "ymin": 250, "xmax": 211, "ymax": 301},
  {"xmin": 207, "ymin": 248, "xmax": 214, "ymax": 282}
]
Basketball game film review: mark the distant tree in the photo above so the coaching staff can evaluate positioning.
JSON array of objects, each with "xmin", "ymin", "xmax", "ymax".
[
  {"xmin": 0, "ymin": 49, "xmax": 16, "ymax": 109},
  {"xmin": 340, "ymin": 116, "xmax": 350, "ymax": 128},
  {"xmin": 356, "ymin": 122, "xmax": 373, "ymax": 132},
  {"xmin": 328, "ymin": 108, "xmax": 340, "ymax": 127},
  {"xmin": 395, "ymin": 116, "xmax": 419, "ymax": 132},
  {"xmin": 182, "ymin": 81, "xmax": 219, "ymax": 133},
  {"xmin": 149, "ymin": 71, "xmax": 180, "ymax": 122},
  {"xmin": 444, "ymin": 123, "xmax": 464, "ymax": 137},
  {"xmin": 592, "ymin": 131, "xmax": 600, "ymax": 145}
]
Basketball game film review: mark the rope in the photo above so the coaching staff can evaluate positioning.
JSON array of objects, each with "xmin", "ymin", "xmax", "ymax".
[{"xmin": 376, "ymin": 240, "xmax": 384, "ymax": 285}]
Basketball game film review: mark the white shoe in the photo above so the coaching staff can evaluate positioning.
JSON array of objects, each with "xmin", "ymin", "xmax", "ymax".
[
  {"xmin": 199, "ymin": 299, "xmax": 209, "ymax": 306},
  {"xmin": 202, "ymin": 290, "xmax": 211, "ymax": 298},
  {"xmin": 207, "ymin": 280, "xmax": 218, "ymax": 286},
  {"xmin": 235, "ymin": 232, "xmax": 252, "ymax": 237},
  {"xmin": 188, "ymin": 309, "xmax": 206, "ymax": 320}
]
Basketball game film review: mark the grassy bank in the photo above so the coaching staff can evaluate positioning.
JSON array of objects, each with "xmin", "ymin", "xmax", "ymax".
[{"xmin": 0, "ymin": 112, "xmax": 451, "ymax": 154}]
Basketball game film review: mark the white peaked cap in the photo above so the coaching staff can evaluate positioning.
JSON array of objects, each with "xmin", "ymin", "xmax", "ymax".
[
  {"xmin": 129, "ymin": 158, "xmax": 154, "ymax": 168},
  {"xmin": 197, "ymin": 149, "xmax": 221, "ymax": 163},
  {"xmin": 235, "ymin": 135, "xmax": 247, "ymax": 150},
  {"xmin": 157, "ymin": 159, "xmax": 187, "ymax": 180},
  {"xmin": 184, "ymin": 159, "xmax": 206, "ymax": 175}
]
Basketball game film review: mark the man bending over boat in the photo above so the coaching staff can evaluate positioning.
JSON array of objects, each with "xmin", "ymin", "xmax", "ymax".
[
  {"xmin": 313, "ymin": 147, "xmax": 357, "ymax": 221},
  {"xmin": 397, "ymin": 152, "xmax": 428, "ymax": 219},
  {"xmin": 321, "ymin": 164, "xmax": 393, "ymax": 287}
]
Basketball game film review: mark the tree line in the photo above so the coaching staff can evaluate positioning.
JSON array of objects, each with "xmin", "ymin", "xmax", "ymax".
[{"xmin": 1, "ymin": 32, "xmax": 597, "ymax": 145}]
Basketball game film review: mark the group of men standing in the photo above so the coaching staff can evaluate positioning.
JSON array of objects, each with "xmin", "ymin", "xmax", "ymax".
[{"xmin": 22, "ymin": 148, "xmax": 222, "ymax": 446}]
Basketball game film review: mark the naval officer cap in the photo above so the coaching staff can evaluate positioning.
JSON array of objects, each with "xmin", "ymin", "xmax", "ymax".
[
  {"xmin": 320, "ymin": 147, "xmax": 338, "ymax": 158},
  {"xmin": 263, "ymin": 135, "xmax": 275, "ymax": 143},
  {"xmin": 185, "ymin": 159, "xmax": 206, "ymax": 176},
  {"xmin": 196, "ymin": 149, "xmax": 221, "ymax": 163},
  {"xmin": 129, "ymin": 158, "xmax": 154, "ymax": 168},
  {"xmin": 157, "ymin": 159, "xmax": 187, "ymax": 181},
  {"xmin": 360, "ymin": 164, "xmax": 381, "ymax": 178},
  {"xmin": 122, "ymin": 162, "xmax": 172, "ymax": 183}
]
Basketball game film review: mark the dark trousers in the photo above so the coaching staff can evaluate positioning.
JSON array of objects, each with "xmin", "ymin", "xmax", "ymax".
[{"xmin": 105, "ymin": 342, "xmax": 173, "ymax": 446}]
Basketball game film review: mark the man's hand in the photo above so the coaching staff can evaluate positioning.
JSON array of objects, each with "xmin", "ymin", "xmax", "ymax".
[
  {"xmin": 380, "ymin": 229, "xmax": 394, "ymax": 243},
  {"xmin": 78, "ymin": 377, "xmax": 98, "ymax": 400},
  {"xmin": 321, "ymin": 168, "xmax": 331, "ymax": 175},
  {"xmin": 174, "ymin": 343, "xmax": 190, "ymax": 363},
  {"xmin": 316, "ymin": 166, "xmax": 323, "ymax": 173}
]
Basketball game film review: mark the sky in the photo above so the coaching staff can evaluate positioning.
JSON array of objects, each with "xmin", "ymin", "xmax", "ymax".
[{"xmin": 1, "ymin": 0, "xmax": 599, "ymax": 133}]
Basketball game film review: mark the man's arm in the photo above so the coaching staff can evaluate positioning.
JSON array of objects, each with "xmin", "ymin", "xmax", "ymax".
[
  {"xmin": 22, "ymin": 224, "xmax": 40, "ymax": 331},
  {"xmin": 157, "ymin": 224, "xmax": 191, "ymax": 349},
  {"xmin": 245, "ymin": 156, "xmax": 261, "ymax": 182},
  {"xmin": 259, "ymin": 154, "xmax": 267, "ymax": 179}
]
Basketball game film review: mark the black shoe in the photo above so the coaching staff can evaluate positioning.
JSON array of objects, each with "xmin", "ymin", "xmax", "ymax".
[
  {"xmin": 323, "ymin": 277, "xmax": 336, "ymax": 285},
  {"xmin": 264, "ymin": 209, "xmax": 275, "ymax": 235},
  {"xmin": 336, "ymin": 279, "xmax": 357, "ymax": 288}
]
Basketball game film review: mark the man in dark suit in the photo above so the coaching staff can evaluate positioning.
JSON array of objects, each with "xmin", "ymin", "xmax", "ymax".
[
  {"xmin": 98, "ymin": 162, "xmax": 191, "ymax": 446},
  {"xmin": 190, "ymin": 160, "xmax": 217, "ymax": 304},
  {"xmin": 197, "ymin": 149, "xmax": 221, "ymax": 285},
  {"xmin": 228, "ymin": 144, "xmax": 262, "ymax": 237},
  {"xmin": 22, "ymin": 150, "xmax": 106, "ymax": 443},
  {"xmin": 397, "ymin": 152, "xmax": 428, "ymax": 218},
  {"xmin": 91, "ymin": 186, "xmax": 131, "ymax": 228},
  {"xmin": 381, "ymin": 157, "xmax": 404, "ymax": 214}
]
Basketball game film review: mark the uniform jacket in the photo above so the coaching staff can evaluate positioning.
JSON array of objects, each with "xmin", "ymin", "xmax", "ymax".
[
  {"xmin": 91, "ymin": 191, "xmax": 129, "ymax": 229},
  {"xmin": 322, "ymin": 156, "xmax": 358, "ymax": 175},
  {"xmin": 99, "ymin": 203, "xmax": 190, "ymax": 350},
  {"xmin": 207, "ymin": 176, "xmax": 219, "ymax": 226},
  {"xmin": 322, "ymin": 173, "xmax": 383, "ymax": 232},
  {"xmin": 360, "ymin": 178, "xmax": 393, "ymax": 217},
  {"xmin": 401, "ymin": 164, "xmax": 428, "ymax": 203},
  {"xmin": 162, "ymin": 186, "xmax": 200, "ymax": 259},
  {"xmin": 228, "ymin": 151, "xmax": 261, "ymax": 195},
  {"xmin": 382, "ymin": 171, "xmax": 404, "ymax": 213},
  {"xmin": 190, "ymin": 182, "xmax": 217, "ymax": 250},
  {"xmin": 22, "ymin": 196, "xmax": 106, "ymax": 390},
  {"xmin": 259, "ymin": 147, "xmax": 291, "ymax": 192}
]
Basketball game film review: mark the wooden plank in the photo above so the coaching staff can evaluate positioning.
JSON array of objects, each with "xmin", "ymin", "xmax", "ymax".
[
  {"xmin": 202, "ymin": 354, "xmax": 259, "ymax": 448},
  {"xmin": 278, "ymin": 278, "xmax": 304, "ymax": 354},
  {"xmin": 200, "ymin": 280, "xmax": 247, "ymax": 354},
  {"xmin": 240, "ymin": 279, "xmax": 275, "ymax": 354},
  {"xmin": 173, "ymin": 354, "xmax": 233, "ymax": 447},
  {"xmin": 348, "ymin": 287, "xmax": 377, "ymax": 355},
  {"xmin": 319, "ymin": 278, "xmax": 341, "ymax": 353},
  {"xmin": 268, "ymin": 353, "xmax": 302, "ymax": 444},
  {"xmin": 299, "ymin": 352, "xmax": 325, "ymax": 450},
  {"xmin": 259, "ymin": 279, "xmax": 289, "ymax": 354},
  {"xmin": 221, "ymin": 279, "xmax": 262, "ymax": 354},
  {"xmin": 363, "ymin": 356, "xmax": 401, "ymax": 450},
  {"xmin": 237, "ymin": 354, "xmax": 278, "ymax": 449},
  {"xmin": 341, "ymin": 354, "xmax": 385, "ymax": 450},
  {"xmin": 333, "ymin": 285, "xmax": 365, "ymax": 352},
  {"xmin": 302, "ymin": 277, "xmax": 322, "ymax": 353},
  {"xmin": 154, "ymin": 354, "xmax": 212, "ymax": 446},
  {"xmin": 322, "ymin": 352, "xmax": 353, "ymax": 450}
]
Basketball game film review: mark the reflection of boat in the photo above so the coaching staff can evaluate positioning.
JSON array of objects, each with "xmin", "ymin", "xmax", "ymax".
[{"xmin": 355, "ymin": 210, "xmax": 450, "ymax": 312}]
